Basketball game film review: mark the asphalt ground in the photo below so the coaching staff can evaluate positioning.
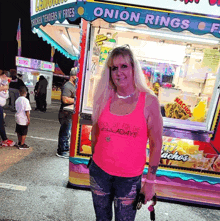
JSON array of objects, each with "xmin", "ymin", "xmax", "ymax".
[{"xmin": 0, "ymin": 100, "xmax": 220, "ymax": 221}]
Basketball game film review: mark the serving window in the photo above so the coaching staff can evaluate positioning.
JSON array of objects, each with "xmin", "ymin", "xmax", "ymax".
[{"xmin": 82, "ymin": 19, "xmax": 220, "ymax": 133}]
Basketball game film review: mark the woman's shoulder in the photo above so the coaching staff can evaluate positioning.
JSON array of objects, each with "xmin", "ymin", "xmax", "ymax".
[
  {"xmin": 142, "ymin": 91, "xmax": 160, "ymax": 113},
  {"xmin": 143, "ymin": 90, "xmax": 158, "ymax": 104}
]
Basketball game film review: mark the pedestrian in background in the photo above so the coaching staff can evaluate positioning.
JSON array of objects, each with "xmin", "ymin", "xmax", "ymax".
[
  {"xmin": 34, "ymin": 80, "xmax": 40, "ymax": 110},
  {"xmin": 0, "ymin": 70, "xmax": 15, "ymax": 147},
  {"xmin": 15, "ymin": 86, "xmax": 31, "ymax": 149},
  {"xmin": 9, "ymin": 69, "xmax": 26, "ymax": 112},
  {"xmin": 89, "ymin": 46, "xmax": 163, "ymax": 221},
  {"xmin": 56, "ymin": 68, "xmax": 77, "ymax": 158},
  {"xmin": 37, "ymin": 75, "xmax": 48, "ymax": 112}
]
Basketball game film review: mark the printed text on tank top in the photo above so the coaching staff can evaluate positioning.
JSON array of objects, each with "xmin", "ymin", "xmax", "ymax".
[{"xmin": 93, "ymin": 92, "xmax": 148, "ymax": 177}]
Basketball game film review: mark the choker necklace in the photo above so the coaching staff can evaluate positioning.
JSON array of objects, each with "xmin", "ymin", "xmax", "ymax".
[{"xmin": 116, "ymin": 91, "xmax": 135, "ymax": 99}]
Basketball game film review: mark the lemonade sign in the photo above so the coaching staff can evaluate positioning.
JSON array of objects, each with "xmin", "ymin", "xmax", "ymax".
[
  {"xmin": 96, "ymin": 34, "xmax": 108, "ymax": 46},
  {"xmin": 99, "ymin": 46, "xmax": 112, "ymax": 65}
]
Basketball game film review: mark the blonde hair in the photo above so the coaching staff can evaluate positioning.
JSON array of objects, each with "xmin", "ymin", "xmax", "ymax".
[{"xmin": 92, "ymin": 46, "xmax": 153, "ymax": 125}]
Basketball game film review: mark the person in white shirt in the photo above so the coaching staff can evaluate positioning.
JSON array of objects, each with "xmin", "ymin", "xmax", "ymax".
[{"xmin": 15, "ymin": 86, "xmax": 31, "ymax": 149}]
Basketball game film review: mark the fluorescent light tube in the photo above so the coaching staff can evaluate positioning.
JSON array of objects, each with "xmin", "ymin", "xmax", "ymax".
[
  {"xmin": 61, "ymin": 33, "xmax": 72, "ymax": 45},
  {"xmin": 72, "ymin": 45, "xmax": 80, "ymax": 55},
  {"xmin": 61, "ymin": 32, "xmax": 79, "ymax": 56},
  {"xmin": 115, "ymin": 26, "xmax": 219, "ymax": 45}
]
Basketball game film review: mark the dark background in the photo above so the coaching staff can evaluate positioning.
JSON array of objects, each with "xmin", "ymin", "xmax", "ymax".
[{"xmin": 0, "ymin": 0, "xmax": 75, "ymax": 75}]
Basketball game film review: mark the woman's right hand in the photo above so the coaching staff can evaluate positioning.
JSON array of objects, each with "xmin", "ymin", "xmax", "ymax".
[{"xmin": 140, "ymin": 181, "xmax": 155, "ymax": 204}]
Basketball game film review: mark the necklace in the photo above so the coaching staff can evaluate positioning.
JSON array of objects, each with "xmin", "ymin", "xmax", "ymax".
[{"xmin": 116, "ymin": 91, "xmax": 135, "ymax": 99}]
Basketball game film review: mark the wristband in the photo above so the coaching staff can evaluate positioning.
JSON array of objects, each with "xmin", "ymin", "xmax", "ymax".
[{"xmin": 144, "ymin": 179, "xmax": 157, "ymax": 184}]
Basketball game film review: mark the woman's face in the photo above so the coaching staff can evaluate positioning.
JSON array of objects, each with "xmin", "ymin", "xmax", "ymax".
[
  {"xmin": 110, "ymin": 55, "xmax": 134, "ymax": 90},
  {"xmin": 0, "ymin": 73, "xmax": 6, "ymax": 79}
]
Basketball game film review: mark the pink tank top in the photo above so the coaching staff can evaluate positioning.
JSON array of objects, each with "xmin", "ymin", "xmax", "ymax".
[{"xmin": 93, "ymin": 92, "xmax": 148, "ymax": 177}]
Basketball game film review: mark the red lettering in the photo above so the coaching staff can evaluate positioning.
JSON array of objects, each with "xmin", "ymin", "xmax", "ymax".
[
  {"xmin": 19, "ymin": 60, "xmax": 28, "ymax": 65},
  {"xmin": 179, "ymin": 0, "xmax": 220, "ymax": 6},
  {"xmin": 174, "ymin": 97, "xmax": 192, "ymax": 117},
  {"xmin": 183, "ymin": 105, "xmax": 188, "ymax": 112},
  {"xmin": 180, "ymin": 0, "xmax": 200, "ymax": 4},
  {"xmin": 209, "ymin": 0, "xmax": 220, "ymax": 6},
  {"xmin": 185, "ymin": 108, "xmax": 192, "ymax": 117},
  {"xmin": 185, "ymin": 109, "xmax": 190, "ymax": 114},
  {"xmin": 44, "ymin": 64, "xmax": 51, "ymax": 69},
  {"xmin": 175, "ymin": 97, "xmax": 180, "ymax": 103}
]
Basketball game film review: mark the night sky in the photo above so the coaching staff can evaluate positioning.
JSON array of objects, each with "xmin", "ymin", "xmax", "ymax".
[{"xmin": 0, "ymin": 0, "xmax": 74, "ymax": 75}]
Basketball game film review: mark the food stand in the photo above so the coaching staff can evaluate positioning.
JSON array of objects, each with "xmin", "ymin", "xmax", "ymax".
[
  {"xmin": 31, "ymin": 0, "xmax": 220, "ymax": 206},
  {"xmin": 16, "ymin": 56, "xmax": 54, "ymax": 104}
]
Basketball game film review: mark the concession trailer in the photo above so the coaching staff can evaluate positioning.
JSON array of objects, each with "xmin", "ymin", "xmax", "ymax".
[{"xmin": 31, "ymin": 0, "xmax": 220, "ymax": 207}]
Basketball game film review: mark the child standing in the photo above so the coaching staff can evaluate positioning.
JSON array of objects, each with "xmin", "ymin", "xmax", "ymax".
[{"xmin": 15, "ymin": 86, "xmax": 31, "ymax": 149}]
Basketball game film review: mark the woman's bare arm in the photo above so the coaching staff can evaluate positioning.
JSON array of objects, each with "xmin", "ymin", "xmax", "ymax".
[
  {"xmin": 91, "ymin": 123, "xmax": 99, "ymax": 155},
  {"xmin": 145, "ymin": 93, "xmax": 163, "ymax": 180}
]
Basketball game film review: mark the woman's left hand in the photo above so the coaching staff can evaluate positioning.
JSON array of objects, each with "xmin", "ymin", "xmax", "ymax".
[{"xmin": 140, "ymin": 181, "xmax": 155, "ymax": 204}]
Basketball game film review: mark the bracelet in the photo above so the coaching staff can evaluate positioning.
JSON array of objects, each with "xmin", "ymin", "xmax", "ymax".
[{"xmin": 144, "ymin": 179, "xmax": 157, "ymax": 184}]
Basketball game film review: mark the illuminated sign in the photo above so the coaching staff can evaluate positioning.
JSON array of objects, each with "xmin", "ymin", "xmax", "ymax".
[
  {"xmin": 30, "ymin": 1, "xmax": 220, "ymax": 39},
  {"xmin": 41, "ymin": 61, "xmax": 55, "ymax": 71},
  {"xmin": 16, "ymin": 57, "xmax": 55, "ymax": 72},
  {"xmin": 16, "ymin": 57, "xmax": 31, "ymax": 67},
  {"xmin": 99, "ymin": 0, "xmax": 220, "ymax": 17},
  {"xmin": 31, "ymin": 59, "xmax": 41, "ymax": 69},
  {"xmin": 31, "ymin": 0, "xmax": 220, "ymax": 17},
  {"xmin": 31, "ymin": 0, "xmax": 77, "ymax": 16}
]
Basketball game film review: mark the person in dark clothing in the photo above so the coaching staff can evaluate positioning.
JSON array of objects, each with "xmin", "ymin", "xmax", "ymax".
[
  {"xmin": 56, "ymin": 68, "xmax": 77, "ymax": 158},
  {"xmin": 34, "ymin": 81, "xmax": 40, "ymax": 110},
  {"xmin": 37, "ymin": 75, "xmax": 48, "ymax": 112},
  {"xmin": 9, "ymin": 69, "xmax": 26, "ymax": 111}
]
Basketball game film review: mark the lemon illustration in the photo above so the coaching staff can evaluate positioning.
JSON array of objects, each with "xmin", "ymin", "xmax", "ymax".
[{"xmin": 192, "ymin": 101, "xmax": 206, "ymax": 122}]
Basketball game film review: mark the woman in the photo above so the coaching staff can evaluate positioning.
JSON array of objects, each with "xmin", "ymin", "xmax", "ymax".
[
  {"xmin": 89, "ymin": 46, "xmax": 163, "ymax": 221},
  {"xmin": 0, "ymin": 70, "xmax": 15, "ymax": 147}
]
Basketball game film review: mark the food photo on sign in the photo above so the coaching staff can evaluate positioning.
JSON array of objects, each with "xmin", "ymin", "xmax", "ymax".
[{"xmin": 148, "ymin": 137, "xmax": 220, "ymax": 172}]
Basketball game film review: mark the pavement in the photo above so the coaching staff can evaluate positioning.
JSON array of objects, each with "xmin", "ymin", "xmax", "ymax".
[{"xmin": 0, "ymin": 100, "xmax": 220, "ymax": 221}]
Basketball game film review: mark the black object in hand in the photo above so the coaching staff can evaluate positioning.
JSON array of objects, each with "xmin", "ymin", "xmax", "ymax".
[
  {"xmin": 134, "ymin": 193, "xmax": 157, "ymax": 221},
  {"xmin": 135, "ymin": 193, "xmax": 145, "ymax": 210}
]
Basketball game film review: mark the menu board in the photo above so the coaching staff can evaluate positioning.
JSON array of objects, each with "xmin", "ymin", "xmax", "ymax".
[{"xmin": 202, "ymin": 49, "xmax": 220, "ymax": 73}]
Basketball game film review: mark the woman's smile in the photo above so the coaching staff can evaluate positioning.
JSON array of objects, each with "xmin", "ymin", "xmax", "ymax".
[{"xmin": 111, "ymin": 55, "xmax": 134, "ymax": 90}]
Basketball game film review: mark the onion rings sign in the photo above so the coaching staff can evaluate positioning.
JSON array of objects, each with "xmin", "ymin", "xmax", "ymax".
[{"xmin": 30, "ymin": 0, "xmax": 220, "ymax": 39}]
